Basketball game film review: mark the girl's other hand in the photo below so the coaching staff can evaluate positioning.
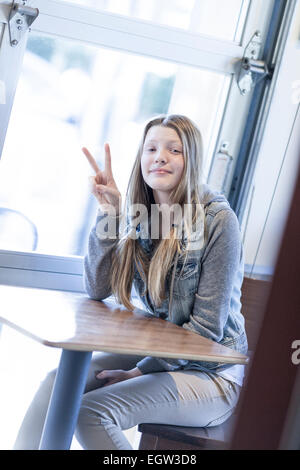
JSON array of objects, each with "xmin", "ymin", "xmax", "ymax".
[
  {"xmin": 82, "ymin": 143, "xmax": 122, "ymax": 216},
  {"xmin": 95, "ymin": 368, "xmax": 142, "ymax": 387}
]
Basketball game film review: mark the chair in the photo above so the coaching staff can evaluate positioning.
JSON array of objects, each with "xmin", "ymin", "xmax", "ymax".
[
  {"xmin": 138, "ymin": 276, "xmax": 271, "ymax": 450},
  {"xmin": 0, "ymin": 207, "xmax": 38, "ymax": 251},
  {"xmin": 0, "ymin": 207, "xmax": 38, "ymax": 336}
]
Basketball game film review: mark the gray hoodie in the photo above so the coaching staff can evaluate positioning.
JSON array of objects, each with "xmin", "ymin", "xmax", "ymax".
[{"xmin": 83, "ymin": 184, "xmax": 248, "ymax": 386}]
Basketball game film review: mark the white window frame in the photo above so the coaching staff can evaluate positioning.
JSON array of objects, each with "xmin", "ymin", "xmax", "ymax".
[{"xmin": 0, "ymin": 0, "xmax": 276, "ymax": 291}]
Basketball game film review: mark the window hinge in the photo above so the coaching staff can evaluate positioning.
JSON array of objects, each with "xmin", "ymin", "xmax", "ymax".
[
  {"xmin": 8, "ymin": 1, "xmax": 39, "ymax": 47},
  {"xmin": 237, "ymin": 30, "xmax": 273, "ymax": 95},
  {"xmin": 208, "ymin": 141, "xmax": 233, "ymax": 193}
]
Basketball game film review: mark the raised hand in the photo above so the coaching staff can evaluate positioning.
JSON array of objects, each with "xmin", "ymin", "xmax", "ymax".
[{"xmin": 82, "ymin": 143, "xmax": 122, "ymax": 216}]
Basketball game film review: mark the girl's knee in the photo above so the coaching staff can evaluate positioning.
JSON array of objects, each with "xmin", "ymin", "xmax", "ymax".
[
  {"xmin": 78, "ymin": 389, "xmax": 120, "ymax": 428},
  {"xmin": 77, "ymin": 398, "xmax": 97, "ymax": 426}
]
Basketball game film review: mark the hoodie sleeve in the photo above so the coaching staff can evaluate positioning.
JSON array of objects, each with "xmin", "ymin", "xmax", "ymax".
[
  {"xmin": 136, "ymin": 208, "xmax": 243, "ymax": 374},
  {"xmin": 83, "ymin": 209, "xmax": 122, "ymax": 300},
  {"xmin": 136, "ymin": 356, "xmax": 189, "ymax": 374},
  {"xmin": 182, "ymin": 208, "xmax": 243, "ymax": 341}
]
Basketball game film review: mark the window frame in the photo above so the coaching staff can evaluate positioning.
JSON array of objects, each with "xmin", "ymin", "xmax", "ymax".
[
  {"xmin": 228, "ymin": 0, "xmax": 299, "ymax": 219},
  {"xmin": 0, "ymin": 249, "xmax": 84, "ymax": 291}
]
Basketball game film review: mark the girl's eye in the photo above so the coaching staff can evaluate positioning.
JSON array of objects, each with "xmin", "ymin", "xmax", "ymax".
[{"xmin": 144, "ymin": 147, "xmax": 182, "ymax": 153}]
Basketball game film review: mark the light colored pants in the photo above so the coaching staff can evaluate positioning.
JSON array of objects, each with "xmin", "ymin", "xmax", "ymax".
[{"xmin": 14, "ymin": 352, "xmax": 241, "ymax": 450}]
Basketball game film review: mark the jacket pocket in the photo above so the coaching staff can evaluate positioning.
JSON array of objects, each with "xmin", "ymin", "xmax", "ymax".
[{"xmin": 172, "ymin": 262, "xmax": 200, "ymax": 298}]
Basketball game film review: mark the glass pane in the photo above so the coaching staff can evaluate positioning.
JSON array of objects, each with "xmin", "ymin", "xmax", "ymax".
[
  {"xmin": 61, "ymin": 0, "xmax": 249, "ymax": 41},
  {"xmin": 0, "ymin": 32, "xmax": 229, "ymax": 256}
]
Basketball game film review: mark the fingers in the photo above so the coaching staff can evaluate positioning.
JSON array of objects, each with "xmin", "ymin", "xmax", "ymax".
[
  {"xmin": 96, "ymin": 370, "xmax": 112, "ymax": 379},
  {"xmin": 96, "ymin": 370, "xmax": 115, "ymax": 386},
  {"xmin": 96, "ymin": 370, "xmax": 121, "ymax": 387},
  {"xmin": 94, "ymin": 184, "xmax": 118, "ymax": 197},
  {"xmin": 104, "ymin": 143, "xmax": 114, "ymax": 181},
  {"xmin": 82, "ymin": 147, "xmax": 100, "ymax": 174},
  {"xmin": 82, "ymin": 144, "xmax": 114, "ymax": 182},
  {"xmin": 95, "ymin": 369, "xmax": 124, "ymax": 381}
]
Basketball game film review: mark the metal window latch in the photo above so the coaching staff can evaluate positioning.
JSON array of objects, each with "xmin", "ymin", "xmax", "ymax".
[
  {"xmin": 208, "ymin": 142, "xmax": 233, "ymax": 193},
  {"xmin": 8, "ymin": 1, "xmax": 39, "ymax": 47},
  {"xmin": 237, "ymin": 30, "xmax": 273, "ymax": 95}
]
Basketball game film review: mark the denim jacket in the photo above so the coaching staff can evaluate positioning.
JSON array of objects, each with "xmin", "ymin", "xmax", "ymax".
[{"xmin": 83, "ymin": 184, "xmax": 248, "ymax": 383}]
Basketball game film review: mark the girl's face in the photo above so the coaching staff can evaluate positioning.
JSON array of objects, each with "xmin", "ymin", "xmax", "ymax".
[{"xmin": 141, "ymin": 125, "xmax": 185, "ymax": 205}]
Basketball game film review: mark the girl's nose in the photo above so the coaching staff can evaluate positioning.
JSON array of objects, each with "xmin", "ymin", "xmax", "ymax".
[{"xmin": 155, "ymin": 150, "xmax": 167, "ymax": 163}]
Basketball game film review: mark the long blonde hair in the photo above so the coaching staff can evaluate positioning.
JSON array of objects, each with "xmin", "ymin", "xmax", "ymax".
[{"xmin": 110, "ymin": 114, "xmax": 204, "ymax": 310}]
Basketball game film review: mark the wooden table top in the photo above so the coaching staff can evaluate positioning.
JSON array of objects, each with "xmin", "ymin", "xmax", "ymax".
[{"xmin": 0, "ymin": 285, "xmax": 248, "ymax": 365}]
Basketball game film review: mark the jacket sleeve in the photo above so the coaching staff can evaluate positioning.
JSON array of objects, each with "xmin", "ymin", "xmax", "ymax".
[
  {"xmin": 182, "ymin": 209, "xmax": 243, "ymax": 341},
  {"xmin": 83, "ymin": 209, "xmax": 121, "ymax": 300},
  {"xmin": 136, "ymin": 209, "xmax": 243, "ymax": 374}
]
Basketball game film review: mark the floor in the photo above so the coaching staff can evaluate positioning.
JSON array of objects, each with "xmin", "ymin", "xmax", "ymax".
[{"xmin": 0, "ymin": 323, "xmax": 141, "ymax": 450}]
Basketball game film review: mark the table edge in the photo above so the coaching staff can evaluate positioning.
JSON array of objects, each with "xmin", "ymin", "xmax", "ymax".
[{"xmin": 0, "ymin": 318, "xmax": 249, "ymax": 365}]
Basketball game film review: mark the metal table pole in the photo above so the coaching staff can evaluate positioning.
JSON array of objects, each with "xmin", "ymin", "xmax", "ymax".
[{"xmin": 39, "ymin": 349, "xmax": 92, "ymax": 450}]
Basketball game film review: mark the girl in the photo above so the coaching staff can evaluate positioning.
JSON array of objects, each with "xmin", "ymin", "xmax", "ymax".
[{"xmin": 14, "ymin": 114, "xmax": 248, "ymax": 450}]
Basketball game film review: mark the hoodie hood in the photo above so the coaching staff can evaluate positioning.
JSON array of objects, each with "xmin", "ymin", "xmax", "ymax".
[{"xmin": 199, "ymin": 183, "xmax": 231, "ymax": 214}]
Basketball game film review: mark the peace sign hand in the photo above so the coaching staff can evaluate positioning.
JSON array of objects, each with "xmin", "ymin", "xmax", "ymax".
[{"xmin": 82, "ymin": 143, "xmax": 122, "ymax": 216}]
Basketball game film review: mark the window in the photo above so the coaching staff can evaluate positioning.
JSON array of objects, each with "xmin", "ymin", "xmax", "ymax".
[
  {"xmin": 0, "ymin": 31, "xmax": 229, "ymax": 256},
  {"xmin": 61, "ymin": 0, "xmax": 250, "ymax": 41}
]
